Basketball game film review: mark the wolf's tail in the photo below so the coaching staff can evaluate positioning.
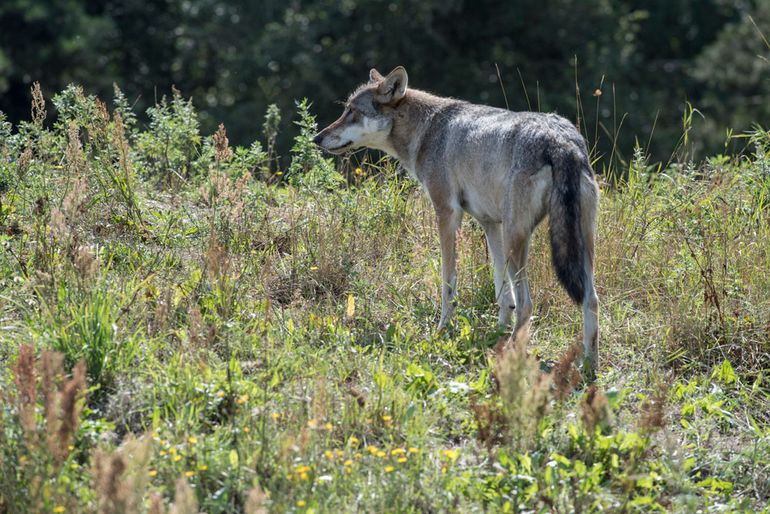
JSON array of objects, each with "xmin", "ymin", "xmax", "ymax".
[{"xmin": 545, "ymin": 143, "xmax": 593, "ymax": 303}]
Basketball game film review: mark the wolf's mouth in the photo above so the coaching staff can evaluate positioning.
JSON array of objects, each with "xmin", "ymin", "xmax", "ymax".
[{"xmin": 327, "ymin": 141, "xmax": 353, "ymax": 153}]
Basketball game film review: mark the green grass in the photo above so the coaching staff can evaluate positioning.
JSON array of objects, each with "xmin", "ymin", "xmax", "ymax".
[{"xmin": 0, "ymin": 87, "xmax": 769, "ymax": 513}]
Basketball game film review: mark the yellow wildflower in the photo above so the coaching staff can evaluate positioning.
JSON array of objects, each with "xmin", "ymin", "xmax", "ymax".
[
  {"xmin": 187, "ymin": 436, "xmax": 197, "ymax": 444},
  {"xmin": 271, "ymin": 412, "xmax": 280, "ymax": 421},
  {"xmin": 384, "ymin": 465, "xmax": 394, "ymax": 473},
  {"xmin": 148, "ymin": 469, "xmax": 158, "ymax": 477},
  {"xmin": 349, "ymin": 436, "xmax": 360, "ymax": 446},
  {"xmin": 324, "ymin": 450, "xmax": 334, "ymax": 460},
  {"xmin": 442, "ymin": 449, "xmax": 459, "ymax": 462},
  {"xmin": 398, "ymin": 457, "xmax": 407, "ymax": 463},
  {"xmin": 184, "ymin": 471, "xmax": 194, "ymax": 477},
  {"xmin": 367, "ymin": 445, "xmax": 378, "ymax": 455},
  {"xmin": 296, "ymin": 500, "xmax": 306, "ymax": 507},
  {"xmin": 324, "ymin": 422, "xmax": 333, "ymax": 431},
  {"xmin": 408, "ymin": 447, "xmax": 419, "ymax": 454},
  {"xmin": 236, "ymin": 394, "xmax": 249, "ymax": 405},
  {"xmin": 198, "ymin": 464, "xmax": 208, "ymax": 471},
  {"xmin": 382, "ymin": 415, "xmax": 392, "ymax": 422},
  {"xmin": 344, "ymin": 459, "xmax": 353, "ymax": 466},
  {"xmin": 216, "ymin": 390, "xmax": 225, "ymax": 398},
  {"xmin": 391, "ymin": 448, "xmax": 405, "ymax": 455},
  {"xmin": 376, "ymin": 450, "xmax": 386, "ymax": 458},
  {"xmin": 53, "ymin": 507, "xmax": 65, "ymax": 513},
  {"xmin": 299, "ymin": 472, "xmax": 308, "ymax": 481},
  {"xmin": 173, "ymin": 455, "xmax": 182, "ymax": 462},
  {"xmin": 159, "ymin": 450, "xmax": 167, "ymax": 456}
]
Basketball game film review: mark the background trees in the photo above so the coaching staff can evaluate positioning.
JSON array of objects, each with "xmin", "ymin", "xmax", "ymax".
[{"xmin": 0, "ymin": 0, "xmax": 767, "ymax": 164}]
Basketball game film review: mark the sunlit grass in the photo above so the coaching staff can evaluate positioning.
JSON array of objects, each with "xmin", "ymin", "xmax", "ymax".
[{"xmin": 0, "ymin": 88, "xmax": 768, "ymax": 512}]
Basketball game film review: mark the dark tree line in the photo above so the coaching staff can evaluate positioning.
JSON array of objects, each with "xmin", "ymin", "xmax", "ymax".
[{"xmin": 1, "ymin": 0, "xmax": 768, "ymax": 164}]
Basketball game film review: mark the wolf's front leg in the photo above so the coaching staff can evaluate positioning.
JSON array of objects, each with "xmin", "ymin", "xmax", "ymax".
[{"xmin": 436, "ymin": 207, "xmax": 463, "ymax": 330}]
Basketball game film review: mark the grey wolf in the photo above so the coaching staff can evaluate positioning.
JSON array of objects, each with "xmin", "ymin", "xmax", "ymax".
[{"xmin": 313, "ymin": 67, "xmax": 600, "ymax": 376}]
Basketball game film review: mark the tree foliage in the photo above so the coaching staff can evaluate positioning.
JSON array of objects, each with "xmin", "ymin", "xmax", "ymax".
[{"xmin": 0, "ymin": 0, "xmax": 767, "ymax": 163}]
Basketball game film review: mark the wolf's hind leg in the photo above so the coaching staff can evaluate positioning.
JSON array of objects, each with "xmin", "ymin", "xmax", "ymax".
[
  {"xmin": 482, "ymin": 221, "xmax": 515, "ymax": 327},
  {"xmin": 582, "ymin": 266, "xmax": 599, "ymax": 378},
  {"xmin": 503, "ymin": 228, "xmax": 533, "ymax": 339},
  {"xmin": 581, "ymin": 182, "xmax": 600, "ymax": 378}
]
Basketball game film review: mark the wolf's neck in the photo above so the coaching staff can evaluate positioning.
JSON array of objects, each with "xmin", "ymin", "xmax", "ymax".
[{"xmin": 385, "ymin": 89, "xmax": 455, "ymax": 174}]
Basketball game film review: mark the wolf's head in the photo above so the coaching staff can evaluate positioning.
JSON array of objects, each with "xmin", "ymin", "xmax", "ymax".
[{"xmin": 313, "ymin": 67, "xmax": 408, "ymax": 155}]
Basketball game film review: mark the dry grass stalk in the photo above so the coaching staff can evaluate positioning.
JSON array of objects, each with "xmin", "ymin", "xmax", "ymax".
[
  {"xmin": 148, "ymin": 492, "xmax": 167, "ymax": 514},
  {"xmin": 94, "ymin": 98, "xmax": 111, "ymax": 137},
  {"xmin": 112, "ymin": 112, "xmax": 131, "ymax": 174},
  {"xmin": 12, "ymin": 344, "xmax": 37, "ymax": 435},
  {"xmin": 31, "ymin": 81, "xmax": 46, "ymax": 127},
  {"xmin": 94, "ymin": 450, "xmax": 128, "ymax": 514},
  {"xmin": 552, "ymin": 343, "xmax": 583, "ymax": 400},
  {"xmin": 94, "ymin": 437, "xmax": 152, "ymax": 514},
  {"xmin": 493, "ymin": 331, "xmax": 553, "ymax": 448},
  {"xmin": 205, "ymin": 234, "xmax": 231, "ymax": 281},
  {"xmin": 40, "ymin": 351, "xmax": 86, "ymax": 464},
  {"xmin": 580, "ymin": 384, "xmax": 610, "ymax": 433},
  {"xmin": 188, "ymin": 302, "xmax": 204, "ymax": 348},
  {"xmin": 65, "ymin": 122, "xmax": 85, "ymax": 174},
  {"xmin": 12, "ymin": 346, "xmax": 86, "ymax": 463},
  {"xmin": 41, "ymin": 350, "xmax": 65, "ymax": 433},
  {"xmin": 56, "ymin": 360, "xmax": 86, "ymax": 460},
  {"xmin": 169, "ymin": 477, "xmax": 199, "ymax": 514},
  {"xmin": 639, "ymin": 381, "xmax": 669, "ymax": 432},
  {"xmin": 17, "ymin": 146, "xmax": 33, "ymax": 174},
  {"xmin": 74, "ymin": 245, "xmax": 99, "ymax": 283},
  {"xmin": 244, "ymin": 485, "xmax": 268, "ymax": 514},
  {"xmin": 311, "ymin": 377, "xmax": 329, "ymax": 423},
  {"xmin": 213, "ymin": 123, "xmax": 233, "ymax": 162},
  {"xmin": 469, "ymin": 392, "xmax": 508, "ymax": 447},
  {"xmin": 151, "ymin": 288, "xmax": 172, "ymax": 335}
]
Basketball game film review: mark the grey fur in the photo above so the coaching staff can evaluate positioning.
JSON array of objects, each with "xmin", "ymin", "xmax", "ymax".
[{"xmin": 314, "ymin": 67, "xmax": 600, "ymax": 377}]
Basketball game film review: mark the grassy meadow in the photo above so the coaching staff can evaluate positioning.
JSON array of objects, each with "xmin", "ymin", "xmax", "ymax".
[{"xmin": 0, "ymin": 85, "xmax": 769, "ymax": 513}]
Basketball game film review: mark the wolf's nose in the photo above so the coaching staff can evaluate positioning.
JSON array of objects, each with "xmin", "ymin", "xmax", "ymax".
[{"xmin": 312, "ymin": 134, "xmax": 323, "ymax": 146}]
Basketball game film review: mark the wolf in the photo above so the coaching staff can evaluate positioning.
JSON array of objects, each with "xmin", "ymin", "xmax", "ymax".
[{"xmin": 313, "ymin": 66, "xmax": 600, "ymax": 376}]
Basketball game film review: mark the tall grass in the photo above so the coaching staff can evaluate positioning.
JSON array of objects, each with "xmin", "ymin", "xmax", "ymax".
[{"xmin": 0, "ymin": 85, "xmax": 768, "ymax": 512}]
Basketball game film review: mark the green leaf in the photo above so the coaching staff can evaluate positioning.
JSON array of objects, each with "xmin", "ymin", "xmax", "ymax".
[
  {"xmin": 712, "ymin": 359, "xmax": 737, "ymax": 386},
  {"xmin": 629, "ymin": 495, "xmax": 653, "ymax": 506}
]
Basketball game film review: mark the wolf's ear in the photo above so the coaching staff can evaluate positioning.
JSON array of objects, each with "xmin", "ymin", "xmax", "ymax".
[
  {"xmin": 369, "ymin": 68, "xmax": 384, "ymax": 82},
  {"xmin": 376, "ymin": 66, "xmax": 408, "ymax": 104}
]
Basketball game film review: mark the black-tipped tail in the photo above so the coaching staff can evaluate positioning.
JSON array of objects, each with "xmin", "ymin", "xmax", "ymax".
[{"xmin": 546, "ymin": 145, "xmax": 588, "ymax": 303}]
